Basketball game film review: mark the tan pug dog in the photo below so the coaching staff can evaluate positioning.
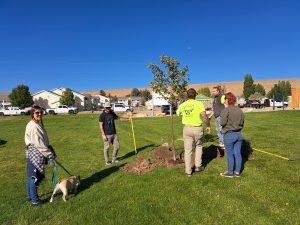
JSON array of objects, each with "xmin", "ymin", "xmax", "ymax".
[{"xmin": 50, "ymin": 176, "xmax": 80, "ymax": 202}]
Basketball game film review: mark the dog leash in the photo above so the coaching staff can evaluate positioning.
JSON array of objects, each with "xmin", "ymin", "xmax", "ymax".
[
  {"xmin": 51, "ymin": 159, "xmax": 73, "ymax": 188},
  {"xmin": 54, "ymin": 159, "xmax": 73, "ymax": 176},
  {"xmin": 51, "ymin": 160, "xmax": 57, "ymax": 188}
]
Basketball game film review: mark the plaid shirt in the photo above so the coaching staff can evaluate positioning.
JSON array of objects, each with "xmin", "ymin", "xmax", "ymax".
[{"xmin": 26, "ymin": 144, "xmax": 46, "ymax": 174}]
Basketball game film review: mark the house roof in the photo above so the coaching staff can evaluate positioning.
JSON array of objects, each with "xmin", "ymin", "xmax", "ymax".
[
  {"xmin": 51, "ymin": 88, "xmax": 86, "ymax": 97},
  {"xmin": 32, "ymin": 90, "xmax": 62, "ymax": 97}
]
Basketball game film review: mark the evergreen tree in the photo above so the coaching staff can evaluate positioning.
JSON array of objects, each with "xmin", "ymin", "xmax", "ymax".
[
  {"xmin": 60, "ymin": 88, "xmax": 75, "ymax": 106},
  {"xmin": 267, "ymin": 81, "xmax": 291, "ymax": 101},
  {"xmin": 243, "ymin": 74, "xmax": 255, "ymax": 100},
  {"xmin": 254, "ymin": 83, "xmax": 266, "ymax": 96},
  {"xmin": 8, "ymin": 84, "xmax": 34, "ymax": 108}
]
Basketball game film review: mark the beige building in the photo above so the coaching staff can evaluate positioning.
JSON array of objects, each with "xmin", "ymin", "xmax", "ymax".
[
  {"xmin": 32, "ymin": 88, "xmax": 88, "ymax": 110},
  {"xmin": 32, "ymin": 90, "xmax": 61, "ymax": 109}
]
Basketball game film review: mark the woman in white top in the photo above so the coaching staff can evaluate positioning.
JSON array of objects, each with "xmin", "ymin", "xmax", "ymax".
[{"xmin": 25, "ymin": 106, "xmax": 55, "ymax": 206}]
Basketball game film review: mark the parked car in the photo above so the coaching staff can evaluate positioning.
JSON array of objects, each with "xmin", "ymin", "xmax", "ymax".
[
  {"xmin": 0, "ymin": 107, "xmax": 27, "ymax": 116},
  {"xmin": 46, "ymin": 105, "xmax": 78, "ymax": 115},
  {"xmin": 237, "ymin": 97, "xmax": 247, "ymax": 108},
  {"xmin": 264, "ymin": 99, "xmax": 288, "ymax": 108},
  {"xmin": 161, "ymin": 105, "xmax": 177, "ymax": 114},
  {"xmin": 112, "ymin": 103, "xmax": 132, "ymax": 113}
]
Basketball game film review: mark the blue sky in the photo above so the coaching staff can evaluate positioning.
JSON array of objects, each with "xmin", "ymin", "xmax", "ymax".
[{"xmin": 1, "ymin": 0, "xmax": 300, "ymax": 93}]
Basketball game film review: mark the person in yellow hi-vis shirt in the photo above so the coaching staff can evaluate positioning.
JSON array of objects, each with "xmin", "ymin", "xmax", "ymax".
[{"xmin": 177, "ymin": 88, "xmax": 211, "ymax": 177}]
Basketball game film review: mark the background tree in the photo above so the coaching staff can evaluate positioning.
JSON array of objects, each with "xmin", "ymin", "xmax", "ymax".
[
  {"xmin": 84, "ymin": 95, "xmax": 94, "ymax": 111},
  {"xmin": 197, "ymin": 87, "xmax": 211, "ymax": 97},
  {"xmin": 140, "ymin": 97, "xmax": 146, "ymax": 106},
  {"xmin": 60, "ymin": 88, "xmax": 75, "ymax": 106},
  {"xmin": 140, "ymin": 89, "xmax": 152, "ymax": 101},
  {"xmin": 243, "ymin": 74, "xmax": 255, "ymax": 100},
  {"xmin": 131, "ymin": 88, "xmax": 141, "ymax": 97},
  {"xmin": 248, "ymin": 92, "xmax": 264, "ymax": 101},
  {"xmin": 254, "ymin": 83, "xmax": 266, "ymax": 96},
  {"xmin": 99, "ymin": 90, "xmax": 106, "ymax": 96},
  {"xmin": 267, "ymin": 81, "xmax": 291, "ymax": 101},
  {"xmin": 8, "ymin": 84, "xmax": 34, "ymax": 108},
  {"xmin": 111, "ymin": 95, "xmax": 118, "ymax": 102},
  {"xmin": 148, "ymin": 55, "xmax": 189, "ymax": 161}
]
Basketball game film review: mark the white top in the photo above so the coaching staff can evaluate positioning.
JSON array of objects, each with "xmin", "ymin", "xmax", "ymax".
[{"xmin": 25, "ymin": 120, "xmax": 52, "ymax": 158}]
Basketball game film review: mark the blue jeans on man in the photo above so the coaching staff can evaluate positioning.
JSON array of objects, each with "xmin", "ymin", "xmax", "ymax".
[
  {"xmin": 223, "ymin": 131, "xmax": 243, "ymax": 174},
  {"xmin": 215, "ymin": 116, "xmax": 224, "ymax": 145}
]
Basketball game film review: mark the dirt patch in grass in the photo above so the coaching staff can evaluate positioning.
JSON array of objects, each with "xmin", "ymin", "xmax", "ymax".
[
  {"xmin": 121, "ymin": 146, "xmax": 184, "ymax": 175},
  {"xmin": 121, "ymin": 144, "xmax": 230, "ymax": 175}
]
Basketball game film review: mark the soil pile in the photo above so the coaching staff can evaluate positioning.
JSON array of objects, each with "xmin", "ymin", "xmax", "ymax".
[{"xmin": 121, "ymin": 146, "xmax": 184, "ymax": 175}]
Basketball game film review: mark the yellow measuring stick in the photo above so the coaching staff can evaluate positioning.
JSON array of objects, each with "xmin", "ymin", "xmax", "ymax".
[
  {"xmin": 129, "ymin": 112, "xmax": 137, "ymax": 154},
  {"xmin": 252, "ymin": 147, "xmax": 288, "ymax": 160}
]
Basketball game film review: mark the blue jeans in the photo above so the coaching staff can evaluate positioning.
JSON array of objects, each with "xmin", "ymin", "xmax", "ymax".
[
  {"xmin": 215, "ymin": 116, "xmax": 224, "ymax": 144},
  {"xmin": 26, "ymin": 159, "xmax": 44, "ymax": 204},
  {"xmin": 224, "ymin": 131, "xmax": 243, "ymax": 174},
  {"xmin": 27, "ymin": 177, "xmax": 40, "ymax": 203}
]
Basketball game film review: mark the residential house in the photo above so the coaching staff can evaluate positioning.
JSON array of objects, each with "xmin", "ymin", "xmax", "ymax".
[
  {"xmin": 118, "ymin": 96, "xmax": 141, "ymax": 106},
  {"xmin": 91, "ymin": 95, "xmax": 110, "ymax": 108},
  {"xmin": 51, "ymin": 88, "xmax": 88, "ymax": 110},
  {"xmin": 32, "ymin": 88, "xmax": 88, "ymax": 110},
  {"xmin": 0, "ymin": 93, "xmax": 10, "ymax": 108},
  {"xmin": 32, "ymin": 90, "xmax": 61, "ymax": 109}
]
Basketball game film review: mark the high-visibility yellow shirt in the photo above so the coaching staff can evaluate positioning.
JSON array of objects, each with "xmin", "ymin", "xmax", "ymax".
[{"xmin": 176, "ymin": 99, "xmax": 205, "ymax": 126}]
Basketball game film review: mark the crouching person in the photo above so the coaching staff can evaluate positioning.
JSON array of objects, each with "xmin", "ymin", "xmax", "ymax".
[{"xmin": 25, "ymin": 106, "xmax": 55, "ymax": 206}]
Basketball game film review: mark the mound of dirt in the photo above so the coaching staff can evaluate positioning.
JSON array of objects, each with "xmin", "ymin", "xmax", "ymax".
[{"xmin": 121, "ymin": 146, "xmax": 184, "ymax": 175}]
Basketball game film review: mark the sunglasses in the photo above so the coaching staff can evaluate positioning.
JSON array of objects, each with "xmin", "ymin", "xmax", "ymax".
[{"xmin": 34, "ymin": 111, "xmax": 42, "ymax": 115}]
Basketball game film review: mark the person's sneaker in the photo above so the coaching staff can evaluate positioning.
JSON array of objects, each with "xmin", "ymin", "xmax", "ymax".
[
  {"xmin": 186, "ymin": 173, "xmax": 192, "ymax": 177},
  {"xmin": 112, "ymin": 159, "xmax": 120, "ymax": 163},
  {"xmin": 219, "ymin": 143, "xmax": 225, "ymax": 148},
  {"xmin": 105, "ymin": 161, "xmax": 112, "ymax": 165},
  {"xmin": 195, "ymin": 166, "xmax": 205, "ymax": 172},
  {"xmin": 234, "ymin": 172, "xmax": 241, "ymax": 177},
  {"xmin": 31, "ymin": 200, "xmax": 43, "ymax": 206},
  {"xmin": 220, "ymin": 171, "xmax": 234, "ymax": 178}
]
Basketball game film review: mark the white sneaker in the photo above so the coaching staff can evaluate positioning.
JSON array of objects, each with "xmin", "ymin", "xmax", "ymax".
[
  {"xmin": 105, "ymin": 161, "xmax": 112, "ymax": 165},
  {"xmin": 112, "ymin": 159, "xmax": 120, "ymax": 163}
]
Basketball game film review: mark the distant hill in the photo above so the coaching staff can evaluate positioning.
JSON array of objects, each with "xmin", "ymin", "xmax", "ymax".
[{"xmin": 81, "ymin": 78, "xmax": 300, "ymax": 97}]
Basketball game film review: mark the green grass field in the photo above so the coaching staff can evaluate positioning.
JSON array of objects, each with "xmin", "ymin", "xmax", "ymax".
[{"xmin": 0, "ymin": 111, "xmax": 300, "ymax": 225}]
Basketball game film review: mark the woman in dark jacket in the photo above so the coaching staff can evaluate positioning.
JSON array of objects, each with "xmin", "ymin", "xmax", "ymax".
[{"xmin": 219, "ymin": 92, "xmax": 244, "ymax": 178}]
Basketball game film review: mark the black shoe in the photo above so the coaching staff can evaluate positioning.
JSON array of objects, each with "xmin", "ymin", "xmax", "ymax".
[
  {"xmin": 31, "ymin": 200, "xmax": 44, "ymax": 206},
  {"xmin": 195, "ymin": 166, "xmax": 205, "ymax": 172}
]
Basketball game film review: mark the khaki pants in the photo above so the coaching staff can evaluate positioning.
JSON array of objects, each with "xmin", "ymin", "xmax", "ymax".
[
  {"xmin": 183, "ymin": 125, "xmax": 203, "ymax": 175},
  {"xmin": 103, "ymin": 134, "xmax": 119, "ymax": 162}
]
